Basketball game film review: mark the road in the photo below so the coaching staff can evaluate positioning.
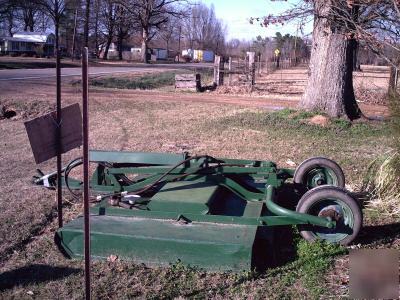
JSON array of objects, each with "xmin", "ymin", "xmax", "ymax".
[{"xmin": 0, "ymin": 63, "xmax": 212, "ymax": 81}]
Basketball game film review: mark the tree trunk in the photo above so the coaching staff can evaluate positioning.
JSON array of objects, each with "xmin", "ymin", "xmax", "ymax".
[
  {"xmin": 117, "ymin": 30, "xmax": 123, "ymax": 60},
  {"xmin": 353, "ymin": 41, "xmax": 360, "ymax": 71},
  {"xmin": 84, "ymin": 0, "xmax": 91, "ymax": 48},
  {"xmin": 300, "ymin": 0, "xmax": 361, "ymax": 120},
  {"xmin": 141, "ymin": 27, "xmax": 149, "ymax": 63},
  {"xmin": 103, "ymin": 37, "xmax": 112, "ymax": 60},
  {"xmin": 94, "ymin": 0, "xmax": 99, "ymax": 58},
  {"xmin": 7, "ymin": 13, "xmax": 13, "ymax": 36},
  {"xmin": 388, "ymin": 64, "xmax": 399, "ymax": 93}
]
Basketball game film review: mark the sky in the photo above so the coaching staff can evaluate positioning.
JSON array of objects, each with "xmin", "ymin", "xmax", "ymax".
[{"xmin": 200, "ymin": 0, "xmax": 313, "ymax": 41}]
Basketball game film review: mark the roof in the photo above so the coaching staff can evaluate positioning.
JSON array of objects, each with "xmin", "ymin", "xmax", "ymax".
[{"xmin": 1, "ymin": 32, "xmax": 53, "ymax": 43}]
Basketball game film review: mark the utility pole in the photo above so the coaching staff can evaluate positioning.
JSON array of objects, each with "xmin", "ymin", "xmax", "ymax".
[
  {"xmin": 178, "ymin": 25, "xmax": 182, "ymax": 62},
  {"xmin": 71, "ymin": 8, "xmax": 77, "ymax": 61},
  {"xmin": 84, "ymin": 0, "xmax": 91, "ymax": 48}
]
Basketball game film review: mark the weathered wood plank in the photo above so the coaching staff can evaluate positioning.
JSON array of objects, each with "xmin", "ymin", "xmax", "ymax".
[
  {"xmin": 175, "ymin": 81, "xmax": 198, "ymax": 88},
  {"xmin": 175, "ymin": 73, "xmax": 201, "ymax": 91},
  {"xmin": 175, "ymin": 74, "xmax": 199, "ymax": 81}
]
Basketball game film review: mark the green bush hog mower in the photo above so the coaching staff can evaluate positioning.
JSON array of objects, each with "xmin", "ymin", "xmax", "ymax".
[{"xmin": 34, "ymin": 151, "xmax": 362, "ymax": 271}]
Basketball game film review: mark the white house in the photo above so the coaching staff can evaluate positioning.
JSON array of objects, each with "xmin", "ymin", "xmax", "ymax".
[{"xmin": 0, "ymin": 32, "xmax": 55, "ymax": 56}]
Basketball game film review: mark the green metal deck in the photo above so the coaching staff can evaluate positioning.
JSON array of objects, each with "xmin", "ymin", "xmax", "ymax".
[{"xmin": 56, "ymin": 215, "xmax": 258, "ymax": 271}]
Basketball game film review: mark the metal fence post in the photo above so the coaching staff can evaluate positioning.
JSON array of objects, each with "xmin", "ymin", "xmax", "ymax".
[{"xmin": 82, "ymin": 47, "xmax": 91, "ymax": 300}]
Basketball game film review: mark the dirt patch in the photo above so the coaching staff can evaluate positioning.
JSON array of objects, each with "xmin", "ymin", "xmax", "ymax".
[
  {"xmin": 308, "ymin": 115, "xmax": 330, "ymax": 127},
  {"xmin": 215, "ymin": 85, "xmax": 252, "ymax": 95},
  {"xmin": 0, "ymin": 99, "xmax": 55, "ymax": 121},
  {"xmin": 0, "ymin": 105, "xmax": 16, "ymax": 119}
]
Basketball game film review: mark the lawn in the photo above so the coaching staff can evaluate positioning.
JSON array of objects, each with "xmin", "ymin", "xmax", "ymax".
[{"xmin": 0, "ymin": 84, "xmax": 397, "ymax": 299}]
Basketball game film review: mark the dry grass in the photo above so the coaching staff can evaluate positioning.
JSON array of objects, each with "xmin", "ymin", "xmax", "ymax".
[
  {"xmin": 365, "ymin": 151, "xmax": 400, "ymax": 217},
  {"xmin": 0, "ymin": 71, "xmax": 397, "ymax": 299}
]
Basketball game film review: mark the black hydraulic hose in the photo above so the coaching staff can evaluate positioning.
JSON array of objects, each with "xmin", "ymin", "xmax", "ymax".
[{"xmin": 64, "ymin": 157, "xmax": 83, "ymax": 200}]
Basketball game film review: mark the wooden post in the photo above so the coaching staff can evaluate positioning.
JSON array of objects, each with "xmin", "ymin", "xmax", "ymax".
[
  {"xmin": 276, "ymin": 53, "xmax": 280, "ymax": 69},
  {"xmin": 388, "ymin": 66, "xmax": 399, "ymax": 92},
  {"xmin": 213, "ymin": 55, "xmax": 224, "ymax": 86},
  {"xmin": 247, "ymin": 52, "xmax": 255, "ymax": 86},
  {"xmin": 213, "ymin": 55, "xmax": 218, "ymax": 85},
  {"xmin": 228, "ymin": 57, "xmax": 232, "ymax": 86},
  {"xmin": 258, "ymin": 53, "xmax": 262, "ymax": 76}
]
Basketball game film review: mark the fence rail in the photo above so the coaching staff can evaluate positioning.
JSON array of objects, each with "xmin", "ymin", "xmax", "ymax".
[{"xmin": 213, "ymin": 53, "xmax": 309, "ymax": 88}]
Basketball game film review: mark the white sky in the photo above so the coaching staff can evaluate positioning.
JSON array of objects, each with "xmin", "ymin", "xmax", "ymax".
[{"xmin": 200, "ymin": 0, "xmax": 313, "ymax": 40}]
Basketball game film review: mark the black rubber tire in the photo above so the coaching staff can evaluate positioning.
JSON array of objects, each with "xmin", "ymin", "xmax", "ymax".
[
  {"xmin": 294, "ymin": 157, "xmax": 345, "ymax": 189},
  {"xmin": 296, "ymin": 185, "xmax": 362, "ymax": 246}
]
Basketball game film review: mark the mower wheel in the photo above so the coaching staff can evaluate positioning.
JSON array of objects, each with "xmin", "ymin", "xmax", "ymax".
[
  {"xmin": 294, "ymin": 157, "xmax": 345, "ymax": 190},
  {"xmin": 296, "ymin": 185, "xmax": 362, "ymax": 245}
]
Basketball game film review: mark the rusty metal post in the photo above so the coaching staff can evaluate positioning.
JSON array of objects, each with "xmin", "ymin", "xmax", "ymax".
[
  {"xmin": 55, "ymin": 0, "xmax": 63, "ymax": 229},
  {"xmin": 82, "ymin": 47, "xmax": 91, "ymax": 300}
]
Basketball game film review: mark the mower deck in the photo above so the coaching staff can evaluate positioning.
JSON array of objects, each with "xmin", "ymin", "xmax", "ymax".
[{"xmin": 32, "ymin": 150, "xmax": 360, "ymax": 271}]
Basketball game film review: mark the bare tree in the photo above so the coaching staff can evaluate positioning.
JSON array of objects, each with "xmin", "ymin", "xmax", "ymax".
[
  {"xmin": 0, "ymin": 0, "xmax": 16, "ymax": 36},
  {"xmin": 16, "ymin": 0, "xmax": 41, "ymax": 32},
  {"xmin": 93, "ymin": 0, "xmax": 100, "ymax": 57},
  {"xmin": 119, "ymin": 0, "xmax": 186, "ymax": 63},
  {"xmin": 183, "ymin": 3, "xmax": 226, "ymax": 53},
  {"xmin": 252, "ymin": 0, "xmax": 400, "ymax": 120},
  {"xmin": 159, "ymin": 15, "xmax": 180, "ymax": 55},
  {"xmin": 115, "ymin": 5, "xmax": 137, "ymax": 60},
  {"xmin": 99, "ymin": 0, "xmax": 117, "ymax": 60}
]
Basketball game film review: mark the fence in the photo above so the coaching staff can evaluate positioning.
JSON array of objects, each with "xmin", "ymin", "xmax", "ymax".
[{"xmin": 213, "ymin": 52, "xmax": 309, "ymax": 88}]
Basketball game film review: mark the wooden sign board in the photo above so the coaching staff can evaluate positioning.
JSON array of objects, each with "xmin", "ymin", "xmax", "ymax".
[{"xmin": 24, "ymin": 103, "xmax": 83, "ymax": 164}]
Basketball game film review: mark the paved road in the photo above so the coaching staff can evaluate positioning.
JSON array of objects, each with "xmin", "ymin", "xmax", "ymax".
[{"xmin": 0, "ymin": 63, "xmax": 212, "ymax": 81}]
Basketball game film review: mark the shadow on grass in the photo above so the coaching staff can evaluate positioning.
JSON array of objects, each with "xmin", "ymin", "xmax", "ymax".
[
  {"xmin": 0, "ymin": 264, "xmax": 81, "ymax": 291},
  {"xmin": 355, "ymin": 222, "xmax": 400, "ymax": 246},
  {"xmin": 199, "ymin": 83, "xmax": 217, "ymax": 92}
]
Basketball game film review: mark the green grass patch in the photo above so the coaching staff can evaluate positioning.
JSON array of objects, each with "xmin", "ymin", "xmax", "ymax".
[
  {"xmin": 206, "ymin": 108, "xmax": 391, "ymax": 186},
  {"xmin": 217, "ymin": 108, "xmax": 388, "ymax": 139},
  {"xmin": 90, "ymin": 71, "xmax": 181, "ymax": 90},
  {"xmin": 295, "ymin": 239, "xmax": 347, "ymax": 298},
  {"xmin": 263, "ymin": 234, "xmax": 346, "ymax": 299},
  {"xmin": 89, "ymin": 69, "xmax": 215, "ymax": 90},
  {"xmin": 0, "ymin": 61, "xmax": 78, "ymax": 69}
]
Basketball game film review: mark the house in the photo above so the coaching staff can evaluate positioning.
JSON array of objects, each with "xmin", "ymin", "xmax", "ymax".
[
  {"xmin": 101, "ymin": 42, "xmax": 170, "ymax": 62},
  {"xmin": 0, "ymin": 32, "xmax": 55, "ymax": 56}
]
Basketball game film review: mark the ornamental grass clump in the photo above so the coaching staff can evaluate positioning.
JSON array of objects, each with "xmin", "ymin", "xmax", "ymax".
[
  {"xmin": 365, "ymin": 151, "xmax": 400, "ymax": 217},
  {"xmin": 365, "ymin": 90, "xmax": 400, "ymax": 217}
]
